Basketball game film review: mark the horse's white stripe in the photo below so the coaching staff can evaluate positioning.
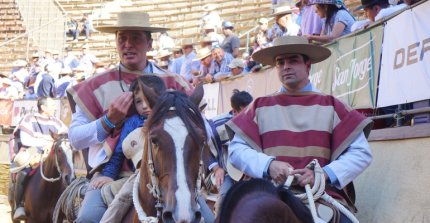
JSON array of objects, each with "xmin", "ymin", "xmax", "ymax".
[
  {"xmin": 62, "ymin": 142, "xmax": 74, "ymax": 178},
  {"xmin": 164, "ymin": 117, "xmax": 192, "ymax": 221}
]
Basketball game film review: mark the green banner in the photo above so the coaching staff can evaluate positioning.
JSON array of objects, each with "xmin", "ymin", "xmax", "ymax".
[{"xmin": 310, "ymin": 25, "xmax": 383, "ymax": 109}]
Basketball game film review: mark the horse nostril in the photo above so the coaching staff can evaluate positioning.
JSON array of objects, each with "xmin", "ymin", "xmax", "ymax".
[{"xmin": 162, "ymin": 211, "xmax": 174, "ymax": 223}]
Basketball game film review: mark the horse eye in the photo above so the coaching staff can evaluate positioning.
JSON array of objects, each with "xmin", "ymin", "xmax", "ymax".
[{"xmin": 150, "ymin": 138, "xmax": 158, "ymax": 146}]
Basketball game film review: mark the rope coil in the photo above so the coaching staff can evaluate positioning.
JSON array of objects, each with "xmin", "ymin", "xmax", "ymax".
[{"xmin": 284, "ymin": 159, "xmax": 359, "ymax": 223}]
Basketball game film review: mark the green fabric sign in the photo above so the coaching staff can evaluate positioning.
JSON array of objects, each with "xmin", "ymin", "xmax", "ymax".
[{"xmin": 310, "ymin": 25, "xmax": 383, "ymax": 109}]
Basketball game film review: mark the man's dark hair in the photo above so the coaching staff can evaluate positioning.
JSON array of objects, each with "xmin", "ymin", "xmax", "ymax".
[
  {"xmin": 37, "ymin": 97, "xmax": 49, "ymax": 112},
  {"xmin": 231, "ymin": 89, "xmax": 253, "ymax": 112},
  {"xmin": 302, "ymin": 54, "xmax": 310, "ymax": 63},
  {"xmin": 130, "ymin": 75, "xmax": 166, "ymax": 96},
  {"xmin": 366, "ymin": 0, "xmax": 389, "ymax": 9}
]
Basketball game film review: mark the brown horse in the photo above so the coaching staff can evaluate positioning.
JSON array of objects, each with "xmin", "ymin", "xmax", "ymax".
[
  {"xmin": 132, "ymin": 83, "xmax": 210, "ymax": 223},
  {"xmin": 216, "ymin": 178, "xmax": 314, "ymax": 223},
  {"xmin": 23, "ymin": 132, "xmax": 75, "ymax": 223}
]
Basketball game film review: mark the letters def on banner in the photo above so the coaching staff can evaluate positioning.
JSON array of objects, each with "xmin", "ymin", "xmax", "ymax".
[{"xmin": 393, "ymin": 37, "xmax": 430, "ymax": 69}]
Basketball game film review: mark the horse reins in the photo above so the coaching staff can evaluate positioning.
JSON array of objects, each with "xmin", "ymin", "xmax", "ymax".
[
  {"xmin": 39, "ymin": 138, "xmax": 65, "ymax": 182},
  {"xmin": 132, "ymin": 112, "xmax": 207, "ymax": 223},
  {"xmin": 284, "ymin": 159, "xmax": 359, "ymax": 223}
]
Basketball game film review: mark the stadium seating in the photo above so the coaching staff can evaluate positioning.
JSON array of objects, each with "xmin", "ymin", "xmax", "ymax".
[
  {"xmin": 0, "ymin": 0, "xmax": 364, "ymax": 74},
  {"xmin": 0, "ymin": 0, "xmax": 38, "ymax": 74}
]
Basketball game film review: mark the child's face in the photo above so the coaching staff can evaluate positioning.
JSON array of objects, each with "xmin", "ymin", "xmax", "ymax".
[{"xmin": 134, "ymin": 90, "xmax": 151, "ymax": 116}]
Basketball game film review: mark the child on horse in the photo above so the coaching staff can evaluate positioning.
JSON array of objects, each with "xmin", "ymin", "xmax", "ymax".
[
  {"xmin": 77, "ymin": 75, "xmax": 166, "ymax": 223},
  {"xmin": 9, "ymin": 97, "xmax": 68, "ymax": 221},
  {"xmin": 206, "ymin": 89, "xmax": 253, "ymax": 216}
]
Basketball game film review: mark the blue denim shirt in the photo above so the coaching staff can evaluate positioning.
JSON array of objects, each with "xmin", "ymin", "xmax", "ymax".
[{"xmin": 102, "ymin": 114, "xmax": 145, "ymax": 179}]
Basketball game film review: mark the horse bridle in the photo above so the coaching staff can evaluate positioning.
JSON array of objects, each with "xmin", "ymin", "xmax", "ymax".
[
  {"xmin": 133, "ymin": 114, "xmax": 207, "ymax": 223},
  {"xmin": 39, "ymin": 137, "xmax": 70, "ymax": 183}
]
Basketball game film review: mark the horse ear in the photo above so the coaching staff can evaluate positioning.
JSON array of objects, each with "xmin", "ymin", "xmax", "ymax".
[
  {"xmin": 138, "ymin": 78, "xmax": 158, "ymax": 109},
  {"xmin": 50, "ymin": 130, "xmax": 59, "ymax": 141},
  {"xmin": 189, "ymin": 84, "xmax": 205, "ymax": 111}
]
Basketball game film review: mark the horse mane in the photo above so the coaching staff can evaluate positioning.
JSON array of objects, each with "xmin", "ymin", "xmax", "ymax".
[
  {"xmin": 218, "ymin": 179, "xmax": 314, "ymax": 223},
  {"xmin": 145, "ymin": 90, "xmax": 206, "ymax": 143}
]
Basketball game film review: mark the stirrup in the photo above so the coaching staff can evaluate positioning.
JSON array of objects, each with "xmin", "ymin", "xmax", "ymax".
[{"xmin": 13, "ymin": 207, "xmax": 27, "ymax": 221}]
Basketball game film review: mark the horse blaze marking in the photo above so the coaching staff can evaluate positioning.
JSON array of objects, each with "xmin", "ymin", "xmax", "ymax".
[{"xmin": 164, "ymin": 117, "xmax": 192, "ymax": 221}]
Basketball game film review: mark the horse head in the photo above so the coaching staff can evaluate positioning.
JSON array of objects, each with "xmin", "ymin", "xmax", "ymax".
[
  {"xmin": 216, "ymin": 179, "xmax": 314, "ymax": 223},
  {"xmin": 138, "ymin": 82, "xmax": 208, "ymax": 223},
  {"xmin": 49, "ymin": 131, "xmax": 75, "ymax": 186}
]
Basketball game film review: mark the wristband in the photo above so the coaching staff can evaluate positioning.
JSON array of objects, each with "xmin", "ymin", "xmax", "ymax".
[{"xmin": 103, "ymin": 114, "xmax": 116, "ymax": 129}]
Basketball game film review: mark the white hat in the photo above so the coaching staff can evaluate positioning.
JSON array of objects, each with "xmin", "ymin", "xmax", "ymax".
[
  {"xmin": 180, "ymin": 38, "xmax": 195, "ymax": 47},
  {"xmin": 192, "ymin": 48, "xmax": 212, "ymax": 62},
  {"xmin": 122, "ymin": 127, "xmax": 145, "ymax": 168},
  {"xmin": 272, "ymin": 3, "xmax": 299, "ymax": 16},
  {"xmin": 155, "ymin": 49, "xmax": 172, "ymax": 59},
  {"xmin": 252, "ymin": 36, "xmax": 331, "ymax": 65},
  {"xmin": 10, "ymin": 151, "xmax": 32, "ymax": 173},
  {"xmin": 95, "ymin": 11, "xmax": 168, "ymax": 33}
]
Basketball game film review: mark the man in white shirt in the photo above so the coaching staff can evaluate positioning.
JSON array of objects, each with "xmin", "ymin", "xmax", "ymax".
[
  {"xmin": 67, "ymin": 12, "xmax": 191, "ymax": 223},
  {"xmin": 227, "ymin": 36, "xmax": 373, "ymax": 222}
]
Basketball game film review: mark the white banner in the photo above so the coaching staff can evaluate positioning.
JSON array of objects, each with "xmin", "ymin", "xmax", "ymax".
[
  {"xmin": 378, "ymin": 1, "xmax": 430, "ymax": 107},
  {"xmin": 202, "ymin": 82, "xmax": 220, "ymax": 119},
  {"xmin": 12, "ymin": 100, "xmax": 62, "ymax": 126}
]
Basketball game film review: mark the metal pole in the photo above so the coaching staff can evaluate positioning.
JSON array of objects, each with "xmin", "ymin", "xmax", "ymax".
[
  {"xmin": 395, "ymin": 104, "xmax": 403, "ymax": 127},
  {"xmin": 370, "ymin": 106, "xmax": 430, "ymax": 120}
]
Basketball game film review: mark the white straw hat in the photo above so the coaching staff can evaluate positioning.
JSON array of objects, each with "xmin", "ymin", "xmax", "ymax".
[
  {"xmin": 10, "ymin": 151, "xmax": 32, "ymax": 173},
  {"xmin": 252, "ymin": 36, "xmax": 331, "ymax": 65},
  {"xmin": 95, "ymin": 11, "xmax": 168, "ymax": 33}
]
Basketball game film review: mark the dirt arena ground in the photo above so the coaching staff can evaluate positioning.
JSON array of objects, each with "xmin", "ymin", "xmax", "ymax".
[{"xmin": 0, "ymin": 195, "xmax": 12, "ymax": 223}]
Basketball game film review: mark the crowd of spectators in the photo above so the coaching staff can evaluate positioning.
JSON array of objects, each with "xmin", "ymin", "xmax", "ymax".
[
  {"xmin": 2, "ymin": 0, "xmax": 421, "ymax": 101},
  {"xmin": 0, "ymin": 45, "xmax": 102, "ymax": 100}
]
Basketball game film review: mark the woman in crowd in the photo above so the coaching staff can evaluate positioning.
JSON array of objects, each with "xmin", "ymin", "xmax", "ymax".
[{"xmin": 305, "ymin": 0, "xmax": 355, "ymax": 44}]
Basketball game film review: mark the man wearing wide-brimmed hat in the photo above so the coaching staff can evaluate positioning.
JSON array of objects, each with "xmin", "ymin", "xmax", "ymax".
[
  {"xmin": 351, "ymin": 0, "xmax": 404, "ymax": 32},
  {"xmin": 192, "ymin": 47, "xmax": 213, "ymax": 85},
  {"xmin": 227, "ymin": 36, "xmax": 373, "ymax": 222},
  {"xmin": 268, "ymin": 3, "xmax": 300, "ymax": 41},
  {"xmin": 197, "ymin": 36, "xmax": 216, "ymax": 50},
  {"xmin": 178, "ymin": 38, "xmax": 200, "ymax": 83},
  {"xmin": 10, "ymin": 59, "xmax": 28, "ymax": 85},
  {"xmin": 66, "ymin": 11, "xmax": 193, "ymax": 223},
  {"xmin": 155, "ymin": 49, "xmax": 172, "ymax": 70}
]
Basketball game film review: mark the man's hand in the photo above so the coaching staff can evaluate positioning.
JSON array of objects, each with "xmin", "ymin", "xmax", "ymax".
[
  {"xmin": 106, "ymin": 92, "xmax": 133, "ymax": 125},
  {"xmin": 291, "ymin": 168, "xmax": 315, "ymax": 187},
  {"xmin": 204, "ymin": 74, "xmax": 214, "ymax": 83},
  {"xmin": 268, "ymin": 160, "xmax": 293, "ymax": 184},
  {"xmin": 91, "ymin": 175, "xmax": 114, "ymax": 189},
  {"xmin": 213, "ymin": 166, "xmax": 225, "ymax": 188}
]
